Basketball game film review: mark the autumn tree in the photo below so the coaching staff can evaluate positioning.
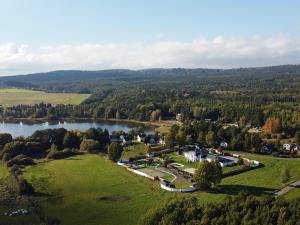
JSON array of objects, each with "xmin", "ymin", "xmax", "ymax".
[{"xmin": 262, "ymin": 118, "xmax": 282, "ymax": 134}]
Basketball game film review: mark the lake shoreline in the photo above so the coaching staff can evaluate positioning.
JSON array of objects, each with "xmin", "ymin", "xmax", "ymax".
[{"xmin": 0, "ymin": 118, "xmax": 180, "ymax": 136}]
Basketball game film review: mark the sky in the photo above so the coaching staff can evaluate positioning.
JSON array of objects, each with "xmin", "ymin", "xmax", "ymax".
[{"xmin": 0, "ymin": 0, "xmax": 300, "ymax": 75}]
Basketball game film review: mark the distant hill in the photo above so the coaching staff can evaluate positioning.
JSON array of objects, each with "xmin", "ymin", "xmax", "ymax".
[{"xmin": 0, "ymin": 64, "xmax": 299, "ymax": 92}]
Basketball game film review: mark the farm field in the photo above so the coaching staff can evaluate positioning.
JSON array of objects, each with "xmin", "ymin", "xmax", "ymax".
[
  {"xmin": 0, "ymin": 88, "xmax": 90, "ymax": 106},
  {"xmin": 23, "ymin": 154, "xmax": 174, "ymax": 225}
]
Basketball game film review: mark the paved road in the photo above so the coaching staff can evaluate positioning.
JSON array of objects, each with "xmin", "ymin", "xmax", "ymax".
[{"xmin": 274, "ymin": 179, "xmax": 300, "ymax": 197}]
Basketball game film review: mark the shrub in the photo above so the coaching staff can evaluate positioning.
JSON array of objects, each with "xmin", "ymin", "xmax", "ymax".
[
  {"xmin": 108, "ymin": 142, "xmax": 123, "ymax": 161},
  {"xmin": 25, "ymin": 142, "xmax": 46, "ymax": 156},
  {"xmin": 80, "ymin": 139, "xmax": 101, "ymax": 153},
  {"xmin": 0, "ymin": 133, "xmax": 12, "ymax": 145},
  {"xmin": 19, "ymin": 178, "xmax": 34, "ymax": 195},
  {"xmin": 2, "ymin": 141, "xmax": 26, "ymax": 160},
  {"xmin": 48, "ymin": 145, "xmax": 78, "ymax": 159},
  {"xmin": 6, "ymin": 154, "xmax": 35, "ymax": 167}
]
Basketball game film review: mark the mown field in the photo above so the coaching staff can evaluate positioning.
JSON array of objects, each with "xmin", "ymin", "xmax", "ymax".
[
  {"xmin": 121, "ymin": 143, "xmax": 147, "ymax": 159},
  {"xmin": 14, "ymin": 152, "xmax": 300, "ymax": 225},
  {"xmin": 0, "ymin": 88, "xmax": 90, "ymax": 106},
  {"xmin": 23, "ymin": 154, "xmax": 174, "ymax": 225},
  {"xmin": 281, "ymin": 187, "xmax": 300, "ymax": 200}
]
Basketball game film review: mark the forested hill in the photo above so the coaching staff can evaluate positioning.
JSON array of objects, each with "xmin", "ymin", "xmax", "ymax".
[
  {"xmin": 1, "ymin": 64, "xmax": 300, "ymax": 132},
  {"xmin": 0, "ymin": 64, "xmax": 300, "ymax": 92}
]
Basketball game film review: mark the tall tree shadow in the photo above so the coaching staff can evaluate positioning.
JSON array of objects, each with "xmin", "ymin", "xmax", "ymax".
[{"xmin": 210, "ymin": 184, "xmax": 276, "ymax": 196}]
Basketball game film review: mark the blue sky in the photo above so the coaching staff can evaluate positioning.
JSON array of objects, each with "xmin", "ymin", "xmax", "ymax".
[{"xmin": 0, "ymin": 0, "xmax": 299, "ymax": 75}]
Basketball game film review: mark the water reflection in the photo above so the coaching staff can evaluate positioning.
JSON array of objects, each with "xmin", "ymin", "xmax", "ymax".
[{"xmin": 0, "ymin": 120, "xmax": 152, "ymax": 138}]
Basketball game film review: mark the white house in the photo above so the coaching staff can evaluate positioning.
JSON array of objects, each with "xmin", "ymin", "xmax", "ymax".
[
  {"xmin": 137, "ymin": 134, "xmax": 146, "ymax": 142},
  {"xmin": 206, "ymin": 155, "xmax": 237, "ymax": 167},
  {"xmin": 120, "ymin": 135, "xmax": 132, "ymax": 146},
  {"xmin": 283, "ymin": 143, "xmax": 300, "ymax": 151},
  {"xmin": 183, "ymin": 151, "xmax": 203, "ymax": 162},
  {"xmin": 293, "ymin": 145, "xmax": 300, "ymax": 151},
  {"xmin": 159, "ymin": 138, "xmax": 165, "ymax": 145},
  {"xmin": 183, "ymin": 147, "xmax": 208, "ymax": 162},
  {"xmin": 220, "ymin": 141, "xmax": 228, "ymax": 148},
  {"xmin": 283, "ymin": 143, "xmax": 291, "ymax": 151},
  {"xmin": 176, "ymin": 113, "xmax": 183, "ymax": 121}
]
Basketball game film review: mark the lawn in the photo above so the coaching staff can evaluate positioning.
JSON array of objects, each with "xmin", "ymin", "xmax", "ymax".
[
  {"xmin": 218, "ymin": 152, "xmax": 300, "ymax": 196},
  {"xmin": 0, "ymin": 163, "xmax": 9, "ymax": 178},
  {"xmin": 121, "ymin": 143, "xmax": 147, "ymax": 159},
  {"xmin": 281, "ymin": 187, "xmax": 300, "ymax": 200},
  {"xmin": 18, "ymin": 152, "xmax": 300, "ymax": 224},
  {"xmin": 23, "ymin": 154, "xmax": 174, "ymax": 225},
  {"xmin": 0, "ymin": 88, "xmax": 90, "ymax": 106}
]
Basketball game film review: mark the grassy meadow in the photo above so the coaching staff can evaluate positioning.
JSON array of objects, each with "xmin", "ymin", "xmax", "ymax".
[
  {"xmin": 17, "ymin": 152, "xmax": 300, "ymax": 224},
  {"xmin": 281, "ymin": 187, "xmax": 300, "ymax": 200},
  {"xmin": 0, "ymin": 88, "xmax": 90, "ymax": 106},
  {"xmin": 23, "ymin": 154, "xmax": 174, "ymax": 225},
  {"xmin": 121, "ymin": 143, "xmax": 148, "ymax": 159},
  {"xmin": 0, "ymin": 163, "xmax": 9, "ymax": 178}
]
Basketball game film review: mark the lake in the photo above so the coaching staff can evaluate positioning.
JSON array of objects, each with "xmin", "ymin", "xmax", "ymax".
[{"xmin": 0, "ymin": 120, "xmax": 152, "ymax": 138}]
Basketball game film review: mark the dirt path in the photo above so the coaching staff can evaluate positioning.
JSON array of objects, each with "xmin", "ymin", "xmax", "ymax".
[{"xmin": 274, "ymin": 179, "xmax": 300, "ymax": 197}]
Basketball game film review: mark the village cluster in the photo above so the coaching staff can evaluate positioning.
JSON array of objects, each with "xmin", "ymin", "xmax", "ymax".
[{"xmin": 116, "ymin": 132, "xmax": 260, "ymax": 193}]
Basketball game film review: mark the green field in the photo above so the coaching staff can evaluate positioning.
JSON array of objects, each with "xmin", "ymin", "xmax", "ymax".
[
  {"xmin": 23, "ymin": 154, "xmax": 173, "ymax": 225},
  {"xmin": 0, "ymin": 163, "xmax": 9, "ymax": 178},
  {"xmin": 0, "ymin": 88, "xmax": 90, "ymax": 106},
  {"xmin": 17, "ymin": 152, "xmax": 300, "ymax": 225},
  {"xmin": 219, "ymin": 152, "xmax": 300, "ymax": 194},
  {"xmin": 281, "ymin": 187, "xmax": 300, "ymax": 200},
  {"xmin": 121, "ymin": 143, "xmax": 147, "ymax": 159}
]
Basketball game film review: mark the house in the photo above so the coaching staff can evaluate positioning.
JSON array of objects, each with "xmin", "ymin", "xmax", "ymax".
[
  {"xmin": 121, "ymin": 135, "xmax": 132, "ymax": 146},
  {"xmin": 283, "ymin": 143, "xmax": 292, "ymax": 151},
  {"xmin": 137, "ymin": 133, "xmax": 146, "ymax": 142},
  {"xmin": 110, "ymin": 135, "xmax": 122, "ymax": 143},
  {"xmin": 292, "ymin": 145, "xmax": 300, "ymax": 151},
  {"xmin": 283, "ymin": 143, "xmax": 300, "ymax": 151},
  {"xmin": 147, "ymin": 138, "xmax": 156, "ymax": 146},
  {"xmin": 220, "ymin": 141, "xmax": 228, "ymax": 149},
  {"xmin": 248, "ymin": 127, "xmax": 262, "ymax": 133},
  {"xmin": 217, "ymin": 156, "xmax": 237, "ymax": 167},
  {"xmin": 183, "ymin": 146, "xmax": 209, "ymax": 162},
  {"xmin": 159, "ymin": 137, "xmax": 165, "ymax": 145},
  {"xmin": 260, "ymin": 145, "xmax": 272, "ymax": 154},
  {"xmin": 206, "ymin": 155, "xmax": 237, "ymax": 167},
  {"xmin": 176, "ymin": 113, "xmax": 183, "ymax": 121}
]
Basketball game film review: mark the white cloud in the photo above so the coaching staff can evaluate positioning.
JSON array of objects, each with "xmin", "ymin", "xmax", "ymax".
[{"xmin": 0, "ymin": 35, "xmax": 300, "ymax": 76}]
